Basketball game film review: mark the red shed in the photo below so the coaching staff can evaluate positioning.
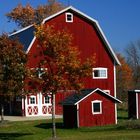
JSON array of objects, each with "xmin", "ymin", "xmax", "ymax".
[
  {"xmin": 128, "ymin": 90, "xmax": 140, "ymax": 119},
  {"xmin": 62, "ymin": 88, "xmax": 121, "ymax": 128}
]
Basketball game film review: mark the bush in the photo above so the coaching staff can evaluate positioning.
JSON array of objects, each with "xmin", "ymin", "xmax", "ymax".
[{"xmin": 118, "ymin": 120, "xmax": 140, "ymax": 130}]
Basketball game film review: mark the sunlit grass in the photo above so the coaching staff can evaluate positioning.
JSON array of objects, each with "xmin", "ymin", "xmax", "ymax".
[{"xmin": 0, "ymin": 109, "xmax": 140, "ymax": 140}]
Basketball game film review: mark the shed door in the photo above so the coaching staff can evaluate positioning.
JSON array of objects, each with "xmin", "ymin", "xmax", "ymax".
[{"xmin": 63, "ymin": 105, "xmax": 77, "ymax": 128}]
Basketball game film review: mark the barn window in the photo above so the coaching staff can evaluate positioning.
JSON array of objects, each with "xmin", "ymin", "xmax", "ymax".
[
  {"xmin": 30, "ymin": 96, "xmax": 36, "ymax": 104},
  {"xmin": 66, "ymin": 13, "xmax": 73, "ymax": 22},
  {"xmin": 37, "ymin": 68, "xmax": 47, "ymax": 78},
  {"xmin": 93, "ymin": 68, "xmax": 107, "ymax": 79},
  {"xmin": 92, "ymin": 100, "xmax": 102, "ymax": 114},
  {"xmin": 44, "ymin": 95, "xmax": 51, "ymax": 104},
  {"xmin": 31, "ymin": 68, "xmax": 47, "ymax": 78}
]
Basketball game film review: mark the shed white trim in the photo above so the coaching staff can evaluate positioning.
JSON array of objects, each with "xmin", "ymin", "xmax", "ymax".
[
  {"xmin": 136, "ymin": 93, "xmax": 139, "ymax": 119},
  {"xmin": 74, "ymin": 88, "xmax": 122, "ymax": 105}
]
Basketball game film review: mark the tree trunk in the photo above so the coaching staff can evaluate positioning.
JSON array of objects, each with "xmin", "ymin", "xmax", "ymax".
[
  {"xmin": 1, "ymin": 104, "xmax": 4, "ymax": 123},
  {"xmin": 52, "ymin": 93, "xmax": 56, "ymax": 139}
]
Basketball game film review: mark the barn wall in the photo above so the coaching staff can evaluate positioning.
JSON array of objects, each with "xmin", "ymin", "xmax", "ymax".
[
  {"xmin": 26, "ymin": 10, "xmax": 116, "ymax": 115},
  {"xmin": 55, "ymin": 91, "xmax": 75, "ymax": 114},
  {"xmin": 27, "ymin": 11, "xmax": 115, "ymax": 95},
  {"xmin": 128, "ymin": 92, "xmax": 136, "ymax": 119},
  {"xmin": 44, "ymin": 11, "xmax": 115, "ymax": 96},
  {"xmin": 78, "ymin": 92, "xmax": 115, "ymax": 127}
]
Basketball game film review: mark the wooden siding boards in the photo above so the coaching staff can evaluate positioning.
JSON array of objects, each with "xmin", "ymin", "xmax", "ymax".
[
  {"xmin": 41, "ymin": 8, "xmax": 116, "ymax": 97},
  {"xmin": 62, "ymin": 88, "xmax": 121, "ymax": 127},
  {"xmin": 79, "ymin": 92, "xmax": 115, "ymax": 127},
  {"xmin": 8, "ymin": 6, "xmax": 121, "ymax": 118},
  {"xmin": 9, "ymin": 6, "xmax": 120, "ymax": 96}
]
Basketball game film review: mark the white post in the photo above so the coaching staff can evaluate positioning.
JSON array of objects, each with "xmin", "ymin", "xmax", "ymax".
[
  {"xmin": 114, "ymin": 65, "xmax": 117, "ymax": 124},
  {"xmin": 136, "ymin": 93, "xmax": 139, "ymax": 119}
]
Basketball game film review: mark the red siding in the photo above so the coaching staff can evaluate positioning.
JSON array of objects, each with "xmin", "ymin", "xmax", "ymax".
[
  {"xmin": 55, "ymin": 91, "xmax": 75, "ymax": 114},
  {"xmin": 78, "ymin": 92, "xmax": 115, "ymax": 127},
  {"xmin": 44, "ymin": 12, "xmax": 115, "ymax": 96},
  {"xmin": 26, "ymin": 11, "xmax": 116, "ymax": 115}
]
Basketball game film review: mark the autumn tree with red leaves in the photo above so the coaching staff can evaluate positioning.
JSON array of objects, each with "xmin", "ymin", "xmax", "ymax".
[
  {"xmin": 0, "ymin": 35, "xmax": 27, "ymax": 122},
  {"xmin": 30, "ymin": 25, "xmax": 95, "ymax": 139}
]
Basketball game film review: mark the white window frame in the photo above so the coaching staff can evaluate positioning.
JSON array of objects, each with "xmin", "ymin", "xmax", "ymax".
[
  {"xmin": 44, "ymin": 95, "xmax": 51, "ymax": 104},
  {"xmin": 31, "ymin": 68, "xmax": 47, "ymax": 78},
  {"xmin": 37, "ymin": 68, "xmax": 47, "ymax": 78},
  {"xmin": 29, "ymin": 96, "xmax": 36, "ymax": 105},
  {"xmin": 93, "ymin": 67, "xmax": 108, "ymax": 79},
  {"xmin": 66, "ymin": 13, "xmax": 73, "ymax": 22},
  {"xmin": 92, "ymin": 100, "xmax": 102, "ymax": 115}
]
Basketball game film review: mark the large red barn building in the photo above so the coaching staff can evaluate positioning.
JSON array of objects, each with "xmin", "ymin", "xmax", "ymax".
[{"xmin": 10, "ymin": 6, "xmax": 121, "ymax": 126}]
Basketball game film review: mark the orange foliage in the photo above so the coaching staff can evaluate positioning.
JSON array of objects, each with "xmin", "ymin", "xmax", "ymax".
[
  {"xmin": 29, "ymin": 25, "xmax": 96, "ymax": 93},
  {"xmin": 6, "ymin": 0, "xmax": 65, "ymax": 28}
]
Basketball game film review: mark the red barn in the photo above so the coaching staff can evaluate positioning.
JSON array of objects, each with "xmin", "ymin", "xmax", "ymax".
[
  {"xmin": 128, "ymin": 90, "xmax": 140, "ymax": 119},
  {"xmin": 9, "ymin": 6, "xmax": 121, "ymax": 123},
  {"xmin": 62, "ymin": 88, "xmax": 121, "ymax": 128}
]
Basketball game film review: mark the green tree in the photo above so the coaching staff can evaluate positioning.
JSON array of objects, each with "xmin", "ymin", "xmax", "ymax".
[
  {"xmin": 0, "ymin": 35, "xmax": 27, "ymax": 122},
  {"xmin": 6, "ymin": 0, "xmax": 65, "ymax": 28},
  {"xmin": 29, "ymin": 25, "xmax": 95, "ymax": 139}
]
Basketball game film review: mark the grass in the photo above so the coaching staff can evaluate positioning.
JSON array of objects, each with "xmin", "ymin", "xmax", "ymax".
[{"xmin": 0, "ymin": 109, "xmax": 140, "ymax": 140}]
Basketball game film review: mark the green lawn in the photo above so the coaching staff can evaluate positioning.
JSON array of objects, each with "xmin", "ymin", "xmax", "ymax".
[{"xmin": 0, "ymin": 110, "xmax": 140, "ymax": 140}]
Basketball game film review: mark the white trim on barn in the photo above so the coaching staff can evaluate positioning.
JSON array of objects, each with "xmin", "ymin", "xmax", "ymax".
[
  {"xmin": 77, "ymin": 104, "xmax": 79, "ymax": 128},
  {"xmin": 8, "ymin": 25, "xmax": 34, "ymax": 37},
  {"xmin": 114, "ymin": 65, "xmax": 118, "ymax": 124},
  {"xmin": 136, "ymin": 93, "xmax": 139, "ymax": 119},
  {"xmin": 26, "ymin": 37, "xmax": 36, "ymax": 54},
  {"xmin": 23, "ymin": 93, "xmax": 52, "ymax": 117}
]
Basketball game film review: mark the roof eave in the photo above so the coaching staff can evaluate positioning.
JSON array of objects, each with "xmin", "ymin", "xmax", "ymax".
[{"xmin": 74, "ymin": 88, "xmax": 122, "ymax": 105}]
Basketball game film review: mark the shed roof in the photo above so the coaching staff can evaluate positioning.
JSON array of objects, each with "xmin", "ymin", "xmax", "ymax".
[
  {"xmin": 128, "ymin": 90, "xmax": 140, "ymax": 93},
  {"xmin": 61, "ymin": 88, "xmax": 122, "ymax": 105}
]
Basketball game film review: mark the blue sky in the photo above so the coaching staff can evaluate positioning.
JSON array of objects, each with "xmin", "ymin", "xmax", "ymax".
[{"xmin": 0, "ymin": 0, "xmax": 140, "ymax": 53}]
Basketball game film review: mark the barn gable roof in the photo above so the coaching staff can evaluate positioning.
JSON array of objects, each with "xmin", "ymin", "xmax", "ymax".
[
  {"xmin": 9, "ymin": 25, "xmax": 35, "ymax": 52},
  {"xmin": 61, "ymin": 88, "xmax": 122, "ymax": 105},
  {"xmin": 9, "ymin": 6, "xmax": 120, "ymax": 65}
]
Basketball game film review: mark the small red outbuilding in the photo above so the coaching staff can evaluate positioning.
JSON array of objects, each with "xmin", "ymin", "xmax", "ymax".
[
  {"xmin": 128, "ymin": 90, "xmax": 140, "ymax": 119},
  {"xmin": 62, "ymin": 88, "xmax": 121, "ymax": 128}
]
